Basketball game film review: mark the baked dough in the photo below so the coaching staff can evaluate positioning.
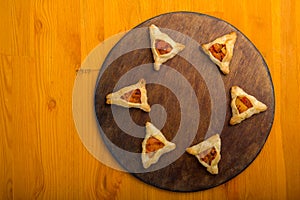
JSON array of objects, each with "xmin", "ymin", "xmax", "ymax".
[
  {"xmin": 149, "ymin": 24, "xmax": 185, "ymax": 71},
  {"xmin": 202, "ymin": 32, "xmax": 237, "ymax": 74},
  {"xmin": 230, "ymin": 86, "xmax": 267, "ymax": 125},
  {"xmin": 142, "ymin": 122, "xmax": 176, "ymax": 169},
  {"xmin": 106, "ymin": 79, "xmax": 151, "ymax": 112},
  {"xmin": 186, "ymin": 134, "xmax": 221, "ymax": 174}
]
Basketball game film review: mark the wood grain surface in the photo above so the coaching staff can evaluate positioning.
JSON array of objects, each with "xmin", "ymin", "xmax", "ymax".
[
  {"xmin": 94, "ymin": 12, "xmax": 275, "ymax": 192},
  {"xmin": 1, "ymin": 0, "xmax": 300, "ymax": 199}
]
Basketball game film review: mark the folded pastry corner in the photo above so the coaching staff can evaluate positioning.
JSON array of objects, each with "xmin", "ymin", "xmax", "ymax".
[
  {"xmin": 106, "ymin": 79, "xmax": 151, "ymax": 112},
  {"xmin": 230, "ymin": 86, "xmax": 267, "ymax": 125},
  {"xmin": 141, "ymin": 122, "xmax": 176, "ymax": 169},
  {"xmin": 186, "ymin": 134, "xmax": 221, "ymax": 175},
  {"xmin": 202, "ymin": 32, "xmax": 237, "ymax": 75},
  {"xmin": 149, "ymin": 24, "xmax": 185, "ymax": 71}
]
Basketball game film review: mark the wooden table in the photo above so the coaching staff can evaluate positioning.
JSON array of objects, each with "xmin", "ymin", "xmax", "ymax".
[{"xmin": 0, "ymin": 0, "xmax": 299, "ymax": 199}]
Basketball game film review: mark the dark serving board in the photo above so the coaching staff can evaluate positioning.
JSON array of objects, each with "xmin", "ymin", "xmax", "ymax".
[{"xmin": 94, "ymin": 12, "xmax": 275, "ymax": 192}]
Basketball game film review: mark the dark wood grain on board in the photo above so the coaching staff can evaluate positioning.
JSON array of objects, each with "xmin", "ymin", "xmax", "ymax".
[{"xmin": 94, "ymin": 12, "xmax": 275, "ymax": 192}]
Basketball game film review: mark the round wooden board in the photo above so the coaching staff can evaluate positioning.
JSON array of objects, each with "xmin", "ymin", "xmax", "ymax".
[{"xmin": 94, "ymin": 12, "xmax": 275, "ymax": 192}]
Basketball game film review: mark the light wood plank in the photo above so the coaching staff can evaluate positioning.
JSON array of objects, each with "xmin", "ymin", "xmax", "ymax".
[
  {"xmin": 0, "ymin": 55, "xmax": 14, "ymax": 200},
  {"xmin": 280, "ymin": 0, "xmax": 300, "ymax": 199}
]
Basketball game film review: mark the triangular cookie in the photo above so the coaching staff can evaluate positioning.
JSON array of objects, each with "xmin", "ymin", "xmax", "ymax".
[
  {"xmin": 106, "ymin": 79, "xmax": 151, "ymax": 112},
  {"xmin": 202, "ymin": 32, "xmax": 237, "ymax": 74},
  {"xmin": 186, "ymin": 134, "xmax": 221, "ymax": 174},
  {"xmin": 142, "ymin": 122, "xmax": 176, "ymax": 169},
  {"xmin": 230, "ymin": 86, "xmax": 267, "ymax": 125},
  {"xmin": 149, "ymin": 24, "xmax": 185, "ymax": 71}
]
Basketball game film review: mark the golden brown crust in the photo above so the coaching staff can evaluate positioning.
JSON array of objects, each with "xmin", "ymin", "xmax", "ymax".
[
  {"xmin": 186, "ymin": 134, "xmax": 221, "ymax": 174},
  {"xmin": 230, "ymin": 86, "xmax": 268, "ymax": 125},
  {"xmin": 149, "ymin": 24, "xmax": 185, "ymax": 71},
  {"xmin": 141, "ymin": 122, "xmax": 176, "ymax": 169},
  {"xmin": 202, "ymin": 32, "xmax": 237, "ymax": 74},
  {"xmin": 106, "ymin": 79, "xmax": 151, "ymax": 112}
]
